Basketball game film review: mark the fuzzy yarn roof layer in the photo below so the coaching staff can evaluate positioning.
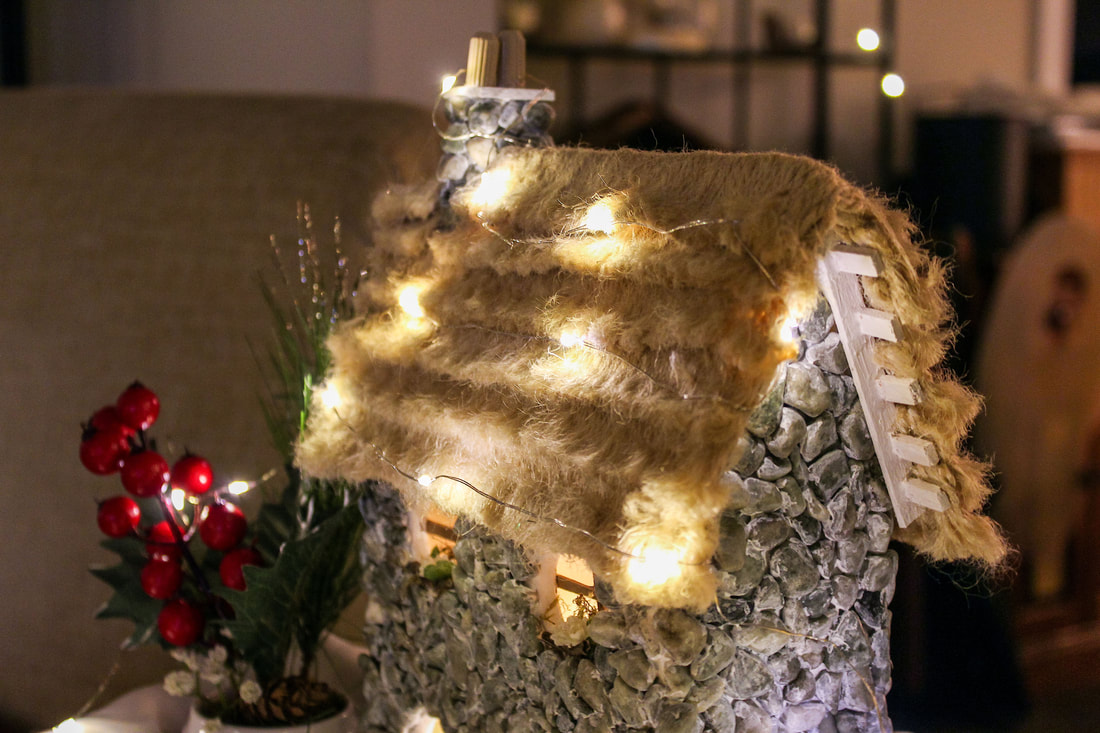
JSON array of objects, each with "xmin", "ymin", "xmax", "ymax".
[{"xmin": 297, "ymin": 147, "xmax": 1006, "ymax": 610}]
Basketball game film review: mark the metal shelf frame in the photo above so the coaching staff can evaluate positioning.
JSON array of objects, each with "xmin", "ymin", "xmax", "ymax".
[{"xmin": 528, "ymin": 0, "xmax": 897, "ymax": 181}]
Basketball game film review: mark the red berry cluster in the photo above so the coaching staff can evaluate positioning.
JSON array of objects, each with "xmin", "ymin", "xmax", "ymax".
[{"xmin": 80, "ymin": 383, "xmax": 262, "ymax": 647}]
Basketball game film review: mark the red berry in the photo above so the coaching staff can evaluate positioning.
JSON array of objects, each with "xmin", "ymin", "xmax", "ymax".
[
  {"xmin": 89, "ymin": 406, "xmax": 135, "ymax": 436},
  {"xmin": 80, "ymin": 425, "xmax": 132, "ymax": 475},
  {"xmin": 116, "ymin": 382, "xmax": 160, "ymax": 432},
  {"xmin": 96, "ymin": 496, "xmax": 141, "ymax": 537},
  {"xmin": 121, "ymin": 450, "xmax": 170, "ymax": 497},
  {"xmin": 157, "ymin": 598, "xmax": 203, "ymax": 646},
  {"xmin": 146, "ymin": 520, "xmax": 182, "ymax": 561},
  {"xmin": 140, "ymin": 559, "xmax": 183, "ymax": 599},
  {"xmin": 219, "ymin": 547, "xmax": 262, "ymax": 590},
  {"xmin": 171, "ymin": 454, "xmax": 214, "ymax": 495},
  {"xmin": 199, "ymin": 502, "xmax": 247, "ymax": 551}
]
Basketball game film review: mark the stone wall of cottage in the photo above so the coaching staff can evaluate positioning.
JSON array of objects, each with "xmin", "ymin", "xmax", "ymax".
[{"xmin": 355, "ymin": 296, "xmax": 897, "ymax": 733}]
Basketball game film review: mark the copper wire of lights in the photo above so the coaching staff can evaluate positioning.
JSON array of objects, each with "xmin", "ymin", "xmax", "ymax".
[
  {"xmin": 327, "ymin": 405, "xmax": 707, "ymax": 569},
  {"xmin": 443, "ymin": 322, "xmax": 757, "ymax": 411},
  {"xmin": 325, "ymin": 98, "xmax": 809, "ymax": 582},
  {"xmin": 473, "ymin": 211, "xmax": 779, "ymax": 291}
]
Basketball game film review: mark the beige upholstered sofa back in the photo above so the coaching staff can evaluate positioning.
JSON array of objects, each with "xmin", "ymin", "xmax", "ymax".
[{"xmin": 0, "ymin": 90, "xmax": 436, "ymax": 730}]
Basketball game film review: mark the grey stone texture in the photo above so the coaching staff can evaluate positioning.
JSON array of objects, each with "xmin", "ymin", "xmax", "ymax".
[
  {"xmin": 355, "ymin": 296, "xmax": 897, "ymax": 732},
  {"xmin": 436, "ymin": 93, "xmax": 554, "ymax": 201}
]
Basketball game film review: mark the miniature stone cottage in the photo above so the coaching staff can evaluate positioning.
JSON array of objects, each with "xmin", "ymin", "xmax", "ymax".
[{"xmin": 296, "ymin": 53, "xmax": 1005, "ymax": 733}]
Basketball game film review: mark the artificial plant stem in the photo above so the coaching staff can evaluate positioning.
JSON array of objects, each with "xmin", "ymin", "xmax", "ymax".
[
  {"xmin": 158, "ymin": 494, "xmax": 213, "ymax": 598},
  {"xmin": 298, "ymin": 634, "xmax": 313, "ymax": 679}
]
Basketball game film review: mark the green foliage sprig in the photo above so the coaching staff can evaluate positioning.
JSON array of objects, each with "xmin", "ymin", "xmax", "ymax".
[{"xmin": 88, "ymin": 205, "xmax": 366, "ymax": 724}]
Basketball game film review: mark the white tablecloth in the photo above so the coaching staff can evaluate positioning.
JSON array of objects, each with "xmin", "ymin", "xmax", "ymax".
[{"xmin": 40, "ymin": 685, "xmax": 190, "ymax": 733}]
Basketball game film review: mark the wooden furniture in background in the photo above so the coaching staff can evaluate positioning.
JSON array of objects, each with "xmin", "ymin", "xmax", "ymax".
[{"xmin": 1057, "ymin": 130, "xmax": 1100, "ymax": 235}]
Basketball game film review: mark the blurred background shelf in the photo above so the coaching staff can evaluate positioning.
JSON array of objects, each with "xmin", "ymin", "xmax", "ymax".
[{"xmin": 526, "ymin": 0, "xmax": 898, "ymax": 181}]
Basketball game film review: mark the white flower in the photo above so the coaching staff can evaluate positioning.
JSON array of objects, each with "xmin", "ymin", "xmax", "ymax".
[
  {"xmin": 208, "ymin": 645, "xmax": 228, "ymax": 665},
  {"xmin": 548, "ymin": 614, "xmax": 588, "ymax": 648},
  {"xmin": 198, "ymin": 658, "xmax": 227, "ymax": 685},
  {"xmin": 169, "ymin": 648, "xmax": 200, "ymax": 671},
  {"xmin": 239, "ymin": 680, "xmax": 263, "ymax": 705},
  {"xmin": 199, "ymin": 666, "xmax": 226, "ymax": 685},
  {"xmin": 163, "ymin": 670, "xmax": 196, "ymax": 696}
]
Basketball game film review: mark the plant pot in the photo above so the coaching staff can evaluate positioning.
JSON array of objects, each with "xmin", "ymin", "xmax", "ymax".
[{"xmin": 182, "ymin": 700, "xmax": 355, "ymax": 733}]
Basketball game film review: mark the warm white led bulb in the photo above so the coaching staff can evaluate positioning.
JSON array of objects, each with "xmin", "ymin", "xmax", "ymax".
[
  {"xmin": 398, "ymin": 285, "xmax": 426, "ymax": 320},
  {"xmin": 627, "ymin": 546, "xmax": 682, "ymax": 587},
  {"xmin": 471, "ymin": 168, "xmax": 511, "ymax": 210},
  {"xmin": 582, "ymin": 200, "xmax": 618, "ymax": 235},
  {"xmin": 857, "ymin": 28, "xmax": 880, "ymax": 52},
  {"xmin": 170, "ymin": 488, "xmax": 187, "ymax": 511},
  {"xmin": 227, "ymin": 480, "xmax": 251, "ymax": 495},
  {"xmin": 881, "ymin": 73, "xmax": 905, "ymax": 98},
  {"xmin": 319, "ymin": 382, "xmax": 342, "ymax": 410},
  {"xmin": 558, "ymin": 330, "xmax": 585, "ymax": 348},
  {"xmin": 417, "ymin": 474, "xmax": 433, "ymax": 487},
  {"xmin": 403, "ymin": 709, "xmax": 445, "ymax": 733},
  {"xmin": 779, "ymin": 314, "xmax": 799, "ymax": 345},
  {"xmin": 440, "ymin": 74, "xmax": 458, "ymax": 94}
]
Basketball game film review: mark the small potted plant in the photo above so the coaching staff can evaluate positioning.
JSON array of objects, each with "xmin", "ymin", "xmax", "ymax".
[{"xmin": 80, "ymin": 219, "xmax": 364, "ymax": 730}]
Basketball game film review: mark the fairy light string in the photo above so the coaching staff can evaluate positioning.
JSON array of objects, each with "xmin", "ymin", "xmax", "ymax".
[
  {"xmin": 319, "ymin": 94, "xmax": 814, "ymax": 592},
  {"xmin": 432, "ymin": 81, "xmax": 778, "ymax": 292},
  {"xmin": 440, "ymin": 321, "xmax": 759, "ymax": 410},
  {"xmin": 152, "ymin": 469, "xmax": 279, "ymax": 545},
  {"xmin": 325, "ymin": 404, "xmax": 706, "ymax": 570},
  {"xmin": 395, "ymin": 212, "xmax": 796, "ymax": 407},
  {"xmin": 65, "ymin": 658, "xmax": 122, "ymax": 723},
  {"xmin": 467, "ymin": 196, "xmax": 779, "ymax": 294}
]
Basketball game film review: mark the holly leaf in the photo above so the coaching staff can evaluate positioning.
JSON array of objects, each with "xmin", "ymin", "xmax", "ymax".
[
  {"xmin": 90, "ymin": 538, "xmax": 163, "ymax": 649},
  {"xmin": 219, "ymin": 501, "xmax": 364, "ymax": 684},
  {"xmin": 92, "ymin": 575, "xmax": 163, "ymax": 648},
  {"xmin": 99, "ymin": 535, "xmax": 150, "ymax": 565},
  {"xmin": 249, "ymin": 473, "xmax": 300, "ymax": 563}
]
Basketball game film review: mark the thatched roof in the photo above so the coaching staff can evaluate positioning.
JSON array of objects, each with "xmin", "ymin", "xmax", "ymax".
[{"xmin": 297, "ymin": 147, "xmax": 1005, "ymax": 609}]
